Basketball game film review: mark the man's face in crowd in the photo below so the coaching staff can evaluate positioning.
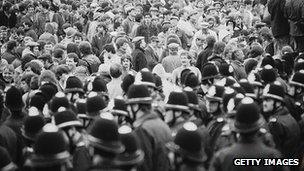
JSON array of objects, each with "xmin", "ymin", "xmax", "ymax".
[
  {"xmin": 263, "ymin": 98, "xmax": 275, "ymax": 112},
  {"xmin": 236, "ymin": 17, "xmax": 242, "ymax": 25},
  {"xmin": 196, "ymin": 36, "xmax": 206, "ymax": 48},
  {"xmin": 44, "ymin": 43, "xmax": 53, "ymax": 53},
  {"xmin": 130, "ymin": 9, "xmax": 137, "ymax": 17},
  {"xmin": 144, "ymin": 15, "xmax": 151, "ymax": 25},
  {"xmin": 168, "ymin": 45, "xmax": 179, "ymax": 55},
  {"xmin": 180, "ymin": 54, "xmax": 190, "ymax": 66},
  {"xmin": 120, "ymin": 42, "xmax": 129, "ymax": 52},
  {"xmin": 66, "ymin": 57, "xmax": 76, "ymax": 70},
  {"xmin": 208, "ymin": 19, "xmax": 215, "ymax": 28},
  {"xmin": 28, "ymin": 7, "xmax": 35, "ymax": 14},
  {"xmin": 122, "ymin": 58, "xmax": 131, "ymax": 69},
  {"xmin": 150, "ymin": 39, "xmax": 158, "ymax": 48},
  {"xmin": 20, "ymin": 81, "xmax": 29, "ymax": 92},
  {"xmin": 74, "ymin": 36, "xmax": 83, "ymax": 44},
  {"xmin": 33, "ymin": 46, "xmax": 40, "ymax": 56}
]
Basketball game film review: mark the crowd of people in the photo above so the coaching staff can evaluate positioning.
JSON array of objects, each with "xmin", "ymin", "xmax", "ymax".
[{"xmin": 0, "ymin": 0, "xmax": 303, "ymax": 170}]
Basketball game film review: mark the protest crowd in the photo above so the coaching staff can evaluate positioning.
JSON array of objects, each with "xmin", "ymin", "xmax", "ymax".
[{"xmin": 0, "ymin": 0, "xmax": 304, "ymax": 170}]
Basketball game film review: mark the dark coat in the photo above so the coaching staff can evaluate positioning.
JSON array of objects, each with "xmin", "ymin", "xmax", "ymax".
[
  {"xmin": 133, "ymin": 112, "xmax": 172, "ymax": 171},
  {"xmin": 131, "ymin": 47, "xmax": 148, "ymax": 72},
  {"xmin": 268, "ymin": 107, "xmax": 300, "ymax": 158},
  {"xmin": 0, "ymin": 10, "xmax": 17, "ymax": 28},
  {"xmin": 91, "ymin": 33, "xmax": 112, "ymax": 57},
  {"xmin": 145, "ymin": 45, "xmax": 159, "ymax": 71},
  {"xmin": 268, "ymin": 0, "xmax": 290, "ymax": 38},
  {"xmin": 209, "ymin": 139, "xmax": 288, "ymax": 171},
  {"xmin": 196, "ymin": 46, "xmax": 213, "ymax": 70},
  {"xmin": 4, "ymin": 111, "xmax": 26, "ymax": 167},
  {"xmin": 0, "ymin": 124, "xmax": 17, "ymax": 164}
]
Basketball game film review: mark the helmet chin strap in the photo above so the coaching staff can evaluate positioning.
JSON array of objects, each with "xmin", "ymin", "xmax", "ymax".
[
  {"xmin": 167, "ymin": 110, "xmax": 177, "ymax": 127},
  {"xmin": 130, "ymin": 105, "xmax": 140, "ymax": 125}
]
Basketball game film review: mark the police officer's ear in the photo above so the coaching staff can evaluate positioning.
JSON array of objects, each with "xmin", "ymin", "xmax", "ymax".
[{"xmin": 275, "ymin": 101, "xmax": 282, "ymax": 108}]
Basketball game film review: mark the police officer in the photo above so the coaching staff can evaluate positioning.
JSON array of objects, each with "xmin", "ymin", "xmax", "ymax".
[
  {"xmin": 262, "ymin": 81, "xmax": 301, "ymax": 158},
  {"xmin": 166, "ymin": 122, "xmax": 207, "ymax": 171},
  {"xmin": 164, "ymin": 89, "xmax": 191, "ymax": 136},
  {"xmin": 286, "ymin": 70, "xmax": 304, "ymax": 122},
  {"xmin": 209, "ymin": 97, "xmax": 288, "ymax": 171},
  {"xmin": 53, "ymin": 108, "xmax": 91, "ymax": 171},
  {"xmin": 88, "ymin": 113, "xmax": 125, "ymax": 170},
  {"xmin": 126, "ymin": 84, "xmax": 172, "ymax": 171},
  {"xmin": 25, "ymin": 124, "xmax": 71, "ymax": 171},
  {"xmin": 111, "ymin": 96, "xmax": 131, "ymax": 126},
  {"xmin": 85, "ymin": 92, "xmax": 108, "ymax": 128},
  {"xmin": 115, "ymin": 125, "xmax": 144, "ymax": 171},
  {"xmin": 205, "ymin": 84, "xmax": 226, "ymax": 156}
]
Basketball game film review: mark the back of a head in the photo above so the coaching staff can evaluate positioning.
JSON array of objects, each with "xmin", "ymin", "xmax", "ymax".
[
  {"xmin": 213, "ymin": 41, "xmax": 226, "ymax": 55},
  {"xmin": 110, "ymin": 64, "xmax": 123, "ymax": 79}
]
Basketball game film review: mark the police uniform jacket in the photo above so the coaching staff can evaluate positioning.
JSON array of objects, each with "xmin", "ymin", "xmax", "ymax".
[{"xmin": 268, "ymin": 107, "xmax": 301, "ymax": 158}]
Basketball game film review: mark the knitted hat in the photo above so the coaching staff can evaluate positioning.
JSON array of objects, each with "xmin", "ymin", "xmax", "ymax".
[
  {"xmin": 115, "ymin": 125, "xmax": 144, "ymax": 166},
  {"xmin": 234, "ymin": 97, "xmax": 263, "ymax": 133},
  {"xmin": 88, "ymin": 117, "xmax": 124, "ymax": 154},
  {"xmin": 65, "ymin": 76, "xmax": 84, "ymax": 94},
  {"xmin": 5, "ymin": 86, "xmax": 24, "ymax": 111},
  {"xmin": 53, "ymin": 109, "xmax": 82, "ymax": 128},
  {"xmin": 27, "ymin": 124, "xmax": 70, "ymax": 167},
  {"xmin": 126, "ymin": 84, "xmax": 152, "ymax": 104}
]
